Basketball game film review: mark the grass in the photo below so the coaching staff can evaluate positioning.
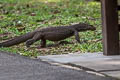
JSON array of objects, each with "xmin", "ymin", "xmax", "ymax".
[{"xmin": 0, "ymin": 0, "xmax": 102, "ymax": 57}]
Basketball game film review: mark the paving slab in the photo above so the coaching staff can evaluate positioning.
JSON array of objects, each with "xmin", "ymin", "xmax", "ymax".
[
  {"xmin": 0, "ymin": 51, "xmax": 116, "ymax": 80},
  {"xmin": 101, "ymin": 71, "xmax": 120, "ymax": 79},
  {"xmin": 38, "ymin": 52, "xmax": 120, "ymax": 79}
]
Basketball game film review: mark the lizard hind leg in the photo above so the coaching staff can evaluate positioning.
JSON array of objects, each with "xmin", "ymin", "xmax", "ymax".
[{"xmin": 26, "ymin": 32, "xmax": 42, "ymax": 48}]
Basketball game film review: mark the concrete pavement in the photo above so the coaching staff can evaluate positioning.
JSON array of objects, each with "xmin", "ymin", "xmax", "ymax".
[
  {"xmin": 0, "ymin": 51, "xmax": 116, "ymax": 80},
  {"xmin": 38, "ymin": 52, "xmax": 120, "ymax": 79}
]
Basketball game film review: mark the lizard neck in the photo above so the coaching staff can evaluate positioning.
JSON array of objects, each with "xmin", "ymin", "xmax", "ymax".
[
  {"xmin": 69, "ymin": 25, "xmax": 80, "ymax": 31},
  {"xmin": 69, "ymin": 23, "xmax": 95, "ymax": 32}
]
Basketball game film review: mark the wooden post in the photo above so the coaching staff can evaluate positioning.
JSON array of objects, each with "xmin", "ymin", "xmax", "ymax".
[{"xmin": 101, "ymin": 0, "xmax": 119, "ymax": 55}]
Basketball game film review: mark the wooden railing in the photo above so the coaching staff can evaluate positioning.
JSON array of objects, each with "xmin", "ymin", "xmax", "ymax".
[{"xmin": 101, "ymin": 0, "xmax": 119, "ymax": 55}]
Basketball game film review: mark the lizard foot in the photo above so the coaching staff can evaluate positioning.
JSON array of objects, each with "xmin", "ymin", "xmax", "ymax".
[
  {"xmin": 37, "ymin": 45, "xmax": 46, "ymax": 49},
  {"xmin": 26, "ymin": 40, "xmax": 34, "ymax": 48}
]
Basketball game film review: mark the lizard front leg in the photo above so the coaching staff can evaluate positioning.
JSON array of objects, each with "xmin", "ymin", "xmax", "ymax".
[
  {"xmin": 40, "ymin": 39, "xmax": 46, "ymax": 48},
  {"xmin": 74, "ymin": 30, "xmax": 81, "ymax": 43}
]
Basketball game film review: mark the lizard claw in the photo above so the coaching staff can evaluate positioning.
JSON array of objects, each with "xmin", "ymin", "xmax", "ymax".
[{"xmin": 26, "ymin": 40, "xmax": 33, "ymax": 48}]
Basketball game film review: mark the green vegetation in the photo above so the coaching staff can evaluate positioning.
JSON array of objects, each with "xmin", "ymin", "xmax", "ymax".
[{"xmin": 0, "ymin": 0, "xmax": 102, "ymax": 57}]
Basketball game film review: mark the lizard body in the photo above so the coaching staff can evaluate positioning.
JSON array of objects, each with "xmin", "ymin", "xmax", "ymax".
[{"xmin": 0, "ymin": 23, "xmax": 96, "ymax": 48}]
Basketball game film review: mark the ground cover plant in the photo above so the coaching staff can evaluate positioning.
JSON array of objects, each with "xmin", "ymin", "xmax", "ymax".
[{"xmin": 0, "ymin": 0, "xmax": 102, "ymax": 57}]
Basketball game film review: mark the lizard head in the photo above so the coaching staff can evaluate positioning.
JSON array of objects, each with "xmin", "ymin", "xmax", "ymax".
[{"xmin": 73, "ymin": 23, "xmax": 96, "ymax": 31}]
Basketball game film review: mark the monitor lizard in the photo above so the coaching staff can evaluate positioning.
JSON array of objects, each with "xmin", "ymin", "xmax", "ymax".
[{"xmin": 0, "ymin": 23, "xmax": 96, "ymax": 48}]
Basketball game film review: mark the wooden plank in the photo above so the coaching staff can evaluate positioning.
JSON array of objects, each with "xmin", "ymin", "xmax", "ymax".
[
  {"xmin": 117, "ymin": 6, "xmax": 120, "ymax": 10},
  {"xmin": 118, "ymin": 24, "xmax": 120, "ymax": 31},
  {"xmin": 101, "ymin": 0, "xmax": 119, "ymax": 55}
]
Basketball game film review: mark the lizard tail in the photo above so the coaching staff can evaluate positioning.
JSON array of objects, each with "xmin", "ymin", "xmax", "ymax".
[{"xmin": 0, "ymin": 32, "xmax": 35, "ymax": 47}]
